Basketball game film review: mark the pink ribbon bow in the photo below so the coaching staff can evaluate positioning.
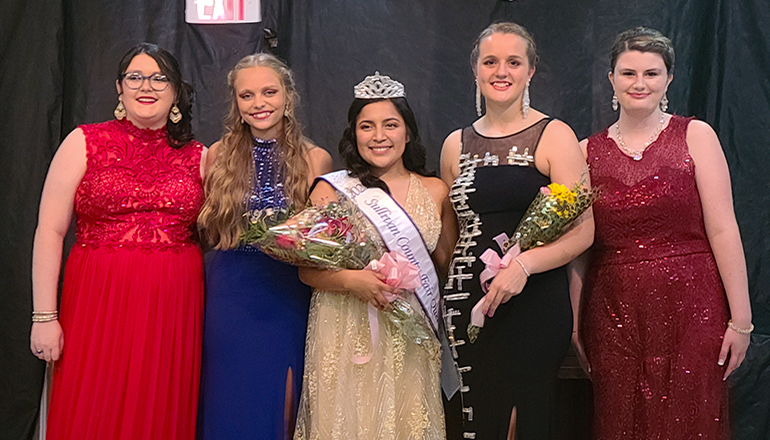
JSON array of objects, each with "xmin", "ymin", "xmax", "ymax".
[
  {"xmin": 471, "ymin": 234, "xmax": 521, "ymax": 329},
  {"xmin": 352, "ymin": 251, "xmax": 420, "ymax": 364},
  {"xmin": 367, "ymin": 251, "xmax": 421, "ymax": 292}
]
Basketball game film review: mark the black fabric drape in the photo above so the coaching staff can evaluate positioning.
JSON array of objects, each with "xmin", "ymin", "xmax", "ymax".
[
  {"xmin": 1, "ymin": 1, "xmax": 768, "ymax": 439},
  {"xmin": 0, "ymin": 1, "xmax": 63, "ymax": 438}
]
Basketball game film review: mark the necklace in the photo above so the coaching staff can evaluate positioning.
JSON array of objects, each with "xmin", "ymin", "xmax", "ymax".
[{"xmin": 614, "ymin": 113, "xmax": 666, "ymax": 161}]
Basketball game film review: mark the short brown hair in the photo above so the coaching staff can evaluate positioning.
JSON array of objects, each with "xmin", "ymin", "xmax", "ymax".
[{"xmin": 610, "ymin": 27, "xmax": 675, "ymax": 74}]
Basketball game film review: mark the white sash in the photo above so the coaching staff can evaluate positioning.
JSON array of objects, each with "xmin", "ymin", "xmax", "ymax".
[
  {"xmin": 320, "ymin": 170, "xmax": 440, "ymax": 334},
  {"xmin": 319, "ymin": 171, "xmax": 461, "ymax": 398}
]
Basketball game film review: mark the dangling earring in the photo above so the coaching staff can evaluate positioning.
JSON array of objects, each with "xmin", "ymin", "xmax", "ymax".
[
  {"xmin": 611, "ymin": 94, "xmax": 619, "ymax": 111},
  {"xmin": 169, "ymin": 104, "xmax": 182, "ymax": 124},
  {"xmin": 660, "ymin": 94, "xmax": 669, "ymax": 112},
  {"xmin": 475, "ymin": 79, "xmax": 482, "ymax": 117},
  {"xmin": 114, "ymin": 100, "xmax": 126, "ymax": 120},
  {"xmin": 521, "ymin": 80, "xmax": 531, "ymax": 119},
  {"xmin": 284, "ymin": 104, "xmax": 293, "ymax": 118}
]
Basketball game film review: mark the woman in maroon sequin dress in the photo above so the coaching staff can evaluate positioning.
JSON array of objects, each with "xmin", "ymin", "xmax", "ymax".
[
  {"xmin": 30, "ymin": 44, "xmax": 205, "ymax": 439},
  {"xmin": 572, "ymin": 28, "xmax": 752, "ymax": 439}
]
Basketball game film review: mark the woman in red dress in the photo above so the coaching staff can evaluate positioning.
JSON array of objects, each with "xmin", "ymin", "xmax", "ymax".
[
  {"xmin": 30, "ymin": 43, "xmax": 206, "ymax": 439},
  {"xmin": 571, "ymin": 28, "xmax": 753, "ymax": 439}
]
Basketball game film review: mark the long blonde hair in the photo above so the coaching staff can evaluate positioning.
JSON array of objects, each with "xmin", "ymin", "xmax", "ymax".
[{"xmin": 198, "ymin": 53, "xmax": 310, "ymax": 249}]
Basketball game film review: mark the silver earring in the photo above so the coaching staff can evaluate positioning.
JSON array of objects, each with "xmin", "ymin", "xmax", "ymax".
[
  {"xmin": 522, "ymin": 80, "xmax": 531, "ymax": 119},
  {"xmin": 660, "ymin": 94, "xmax": 669, "ymax": 112},
  {"xmin": 475, "ymin": 79, "xmax": 482, "ymax": 117},
  {"xmin": 612, "ymin": 94, "xmax": 619, "ymax": 111}
]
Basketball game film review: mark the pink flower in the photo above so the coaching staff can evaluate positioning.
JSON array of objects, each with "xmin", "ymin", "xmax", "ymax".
[
  {"xmin": 540, "ymin": 186, "xmax": 551, "ymax": 195},
  {"xmin": 327, "ymin": 217, "xmax": 353, "ymax": 236},
  {"xmin": 275, "ymin": 233, "xmax": 297, "ymax": 248}
]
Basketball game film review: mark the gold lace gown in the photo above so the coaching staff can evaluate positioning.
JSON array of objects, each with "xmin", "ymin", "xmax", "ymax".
[{"xmin": 294, "ymin": 174, "xmax": 445, "ymax": 440}]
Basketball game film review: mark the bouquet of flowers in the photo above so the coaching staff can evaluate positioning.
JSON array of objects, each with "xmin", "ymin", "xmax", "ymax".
[
  {"xmin": 468, "ymin": 173, "xmax": 596, "ymax": 342},
  {"xmin": 240, "ymin": 199, "xmax": 434, "ymax": 356},
  {"xmin": 502, "ymin": 177, "xmax": 595, "ymax": 254},
  {"xmin": 240, "ymin": 200, "xmax": 376, "ymax": 270}
]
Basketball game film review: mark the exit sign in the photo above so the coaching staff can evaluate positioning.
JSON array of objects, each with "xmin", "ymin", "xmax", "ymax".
[{"xmin": 186, "ymin": 0, "xmax": 261, "ymax": 24}]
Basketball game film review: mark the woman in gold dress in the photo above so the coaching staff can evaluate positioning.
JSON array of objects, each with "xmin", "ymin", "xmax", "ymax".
[{"xmin": 293, "ymin": 72, "xmax": 456, "ymax": 440}]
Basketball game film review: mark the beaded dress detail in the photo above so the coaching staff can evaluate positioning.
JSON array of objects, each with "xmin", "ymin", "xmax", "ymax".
[
  {"xmin": 443, "ymin": 119, "xmax": 573, "ymax": 440},
  {"xmin": 46, "ymin": 118, "xmax": 205, "ymax": 440},
  {"xmin": 247, "ymin": 137, "xmax": 287, "ymax": 211},
  {"xmin": 582, "ymin": 115, "xmax": 729, "ymax": 439},
  {"xmin": 198, "ymin": 137, "xmax": 312, "ymax": 440},
  {"xmin": 294, "ymin": 174, "xmax": 445, "ymax": 440}
]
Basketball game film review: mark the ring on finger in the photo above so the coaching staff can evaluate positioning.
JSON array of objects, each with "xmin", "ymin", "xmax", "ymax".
[{"xmin": 35, "ymin": 349, "xmax": 43, "ymax": 355}]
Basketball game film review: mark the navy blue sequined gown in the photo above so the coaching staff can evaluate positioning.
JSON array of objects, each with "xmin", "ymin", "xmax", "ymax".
[{"xmin": 198, "ymin": 138, "xmax": 312, "ymax": 440}]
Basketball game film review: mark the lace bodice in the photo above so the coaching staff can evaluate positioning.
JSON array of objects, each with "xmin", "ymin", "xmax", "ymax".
[{"xmin": 75, "ymin": 119, "xmax": 204, "ymax": 250}]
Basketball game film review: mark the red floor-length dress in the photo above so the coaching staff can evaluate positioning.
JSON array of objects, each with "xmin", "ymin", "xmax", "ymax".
[
  {"xmin": 46, "ymin": 118, "xmax": 205, "ymax": 440},
  {"xmin": 582, "ymin": 115, "xmax": 730, "ymax": 439}
]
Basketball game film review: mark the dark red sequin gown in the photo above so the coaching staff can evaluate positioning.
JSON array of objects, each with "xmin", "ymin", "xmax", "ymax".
[
  {"xmin": 46, "ymin": 119, "xmax": 205, "ymax": 439},
  {"xmin": 582, "ymin": 115, "xmax": 730, "ymax": 440}
]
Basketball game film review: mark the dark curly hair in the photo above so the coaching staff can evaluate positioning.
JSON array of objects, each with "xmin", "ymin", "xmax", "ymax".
[
  {"xmin": 116, "ymin": 43, "xmax": 195, "ymax": 148},
  {"xmin": 338, "ymin": 97, "xmax": 434, "ymax": 193}
]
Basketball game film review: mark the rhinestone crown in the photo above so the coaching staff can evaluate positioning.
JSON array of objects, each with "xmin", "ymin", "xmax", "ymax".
[{"xmin": 354, "ymin": 71, "xmax": 405, "ymax": 99}]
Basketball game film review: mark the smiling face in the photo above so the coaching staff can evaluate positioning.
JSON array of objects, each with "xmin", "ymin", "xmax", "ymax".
[
  {"xmin": 610, "ymin": 50, "xmax": 672, "ymax": 113},
  {"xmin": 233, "ymin": 66, "xmax": 286, "ymax": 140},
  {"xmin": 116, "ymin": 53, "xmax": 176, "ymax": 129},
  {"xmin": 355, "ymin": 100, "xmax": 409, "ymax": 176},
  {"xmin": 475, "ymin": 32, "xmax": 534, "ymax": 109}
]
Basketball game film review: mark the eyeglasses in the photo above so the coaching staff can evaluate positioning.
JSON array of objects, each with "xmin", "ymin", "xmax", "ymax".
[{"xmin": 122, "ymin": 72, "xmax": 170, "ymax": 91}]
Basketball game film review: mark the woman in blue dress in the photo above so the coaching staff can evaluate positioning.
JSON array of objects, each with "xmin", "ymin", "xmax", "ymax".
[{"xmin": 197, "ymin": 53, "xmax": 332, "ymax": 440}]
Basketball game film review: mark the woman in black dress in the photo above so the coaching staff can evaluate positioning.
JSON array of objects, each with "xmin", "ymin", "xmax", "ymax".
[{"xmin": 440, "ymin": 22, "xmax": 594, "ymax": 439}]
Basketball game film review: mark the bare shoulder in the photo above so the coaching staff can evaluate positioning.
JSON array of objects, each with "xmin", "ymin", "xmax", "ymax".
[
  {"xmin": 686, "ymin": 119, "xmax": 720, "ymax": 145},
  {"xmin": 304, "ymin": 141, "xmax": 333, "ymax": 175},
  {"xmin": 55, "ymin": 127, "xmax": 87, "ymax": 164},
  {"xmin": 305, "ymin": 141, "xmax": 332, "ymax": 162},
  {"xmin": 417, "ymin": 174, "xmax": 449, "ymax": 198},
  {"xmin": 685, "ymin": 118, "xmax": 725, "ymax": 166},
  {"xmin": 63, "ymin": 127, "xmax": 86, "ymax": 144},
  {"xmin": 441, "ymin": 129, "xmax": 462, "ymax": 157},
  {"xmin": 443, "ymin": 128, "xmax": 462, "ymax": 146},
  {"xmin": 541, "ymin": 119, "xmax": 579, "ymax": 143},
  {"xmin": 440, "ymin": 129, "xmax": 463, "ymax": 184},
  {"xmin": 538, "ymin": 119, "xmax": 581, "ymax": 159},
  {"xmin": 205, "ymin": 140, "xmax": 222, "ymax": 175}
]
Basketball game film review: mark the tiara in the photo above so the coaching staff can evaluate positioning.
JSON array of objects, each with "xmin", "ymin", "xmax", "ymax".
[{"xmin": 353, "ymin": 71, "xmax": 405, "ymax": 99}]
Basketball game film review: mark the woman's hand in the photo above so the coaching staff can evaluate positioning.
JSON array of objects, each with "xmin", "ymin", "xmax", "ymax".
[
  {"xmin": 30, "ymin": 320, "xmax": 64, "ymax": 362},
  {"xmin": 572, "ymin": 331, "xmax": 591, "ymax": 379},
  {"xmin": 719, "ymin": 327, "xmax": 750, "ymax": 380},
  {"xmin": 343, "ymin": 270, "xmax": 397, "ymax": 310},
  {"xmin": 482, "ymin": 261, "xmax": 528, "ymax": 317}
]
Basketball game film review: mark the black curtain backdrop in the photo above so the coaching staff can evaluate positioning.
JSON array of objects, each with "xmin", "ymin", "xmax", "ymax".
[{"xmin": 1, "ymin": 1, "xmax": 768, "ymax": 439}]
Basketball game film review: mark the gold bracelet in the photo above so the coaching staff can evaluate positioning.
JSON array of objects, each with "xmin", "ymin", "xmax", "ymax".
[
  {"xmin": 514, "ymin": 257, "xmax": 530, "ymax": 277},
  {"xmin": 32, "ymin": 310, "xmax": 58, "ymax": 323},
  {"xmin": 727, "ymin": 319, "xmax": 754, "ymax": 334}
]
